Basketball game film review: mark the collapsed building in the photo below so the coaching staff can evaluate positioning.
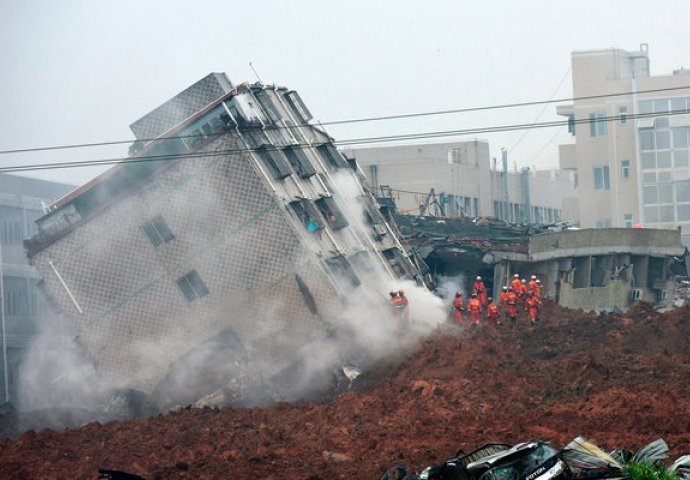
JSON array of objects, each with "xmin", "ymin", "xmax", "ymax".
[
  {"xmin": 396, "ymin": 215, "xmax": 688, "ymax": 311},
  {"xmin": 24, "ymin": 73, "xmax": 431, "ymax": 408}
]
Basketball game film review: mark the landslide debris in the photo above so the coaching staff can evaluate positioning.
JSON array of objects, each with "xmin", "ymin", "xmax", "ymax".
[{"xmin": 1, "ymin": 301, "xmax": 689, "ymax": 480}]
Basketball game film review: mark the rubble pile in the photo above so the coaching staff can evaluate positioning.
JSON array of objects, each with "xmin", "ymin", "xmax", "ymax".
[{"xmin": 1, "ymin": 301, "xmax": 689, "ymax": 480}]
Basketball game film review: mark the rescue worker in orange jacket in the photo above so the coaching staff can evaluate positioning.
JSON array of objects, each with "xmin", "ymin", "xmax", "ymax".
[
  {"xmin": 505, "ymin": 287, "xmax": 520, "ymax": 325},
  {"xmin": 452, "ymin": 291, "xmax": 464, "ymax": 324},
  {"xmin": 511, "ymin": 273, "xmax": 522, "ymax": 293},
  {"xmin": 519, "ymin": 279, "xmax": 529, "ymax": 303},
  {"xmin": 472, "ymin": 276, "xmax": 487, "ymax": 305},
  {"xmin": 499, "ymin": 286, "xmax": 509, "ymax": 306},
  {"xmin": 525, "ymin": 291, "xmax": 542, "ymax": 325},
  {"xmin": 398, "ymin": 290, "xmax": 410, "ymax": 322},
  {"xmin": 486, "ymin": 297, "xmax": 500, "ymax": 327},
  {"xmin": 389, "ymin": 291, "xmax": 406, "ymax": 320},
  {"xmin": 534, "ymin": 279, "xmax": 542, "ymax": 298},
  {"xmin": 468, "ymin": 292, "xmax": 482, "ymax": 325},
  {"xmin": 528, "ymin": 275, "xmax": 538, "ymax": 294}
]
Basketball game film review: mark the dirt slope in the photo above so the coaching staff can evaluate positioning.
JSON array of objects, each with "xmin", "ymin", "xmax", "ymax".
[{"xmin": 1, "ymin": 301, "xmax": 689, "ymax": 480}]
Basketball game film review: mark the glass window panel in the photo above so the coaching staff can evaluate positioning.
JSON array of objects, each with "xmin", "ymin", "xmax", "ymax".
[
  {"xmin": 639, "ymin": 130, "xmax": 655, "ymax": 150},
  {"xmin": 641, "ymin": 152, "xmax": 655, "ymax": 169},
  {"xmin": 658, "ymin": 184, "xmax": 673, "ymax": 203},
  {"xmin": 676, "ymin": 181, "xmax": 690, "ymax": 203},
  {"xmin": 655, "ymin": 117, "xmax": 670, "ymax": 128},
  {"xmin": 654, "ymin": 99, "xmax": 669, "ymax": 113},
  {"xmin": 643, "ymin": 172, "xmax": 656, "ymax": 184},
  {"xmin": 676, "ymin": 170, "xmax": 690, "ymax": 181},
  {"xmin": 673, "ymin": 128, "xmax": 689, "ymax": 148},
  {"xmin": 675, "ymin": 150, "xmax": 690, "ymax": 167},
  {"xmin": 643, "ymin": 186, "xmax": 658, "ymax": 204},
  {"xmin": 644, "ymin": 206, "xmax": 659, "ymax": 222},
  {"xmin": 639, "ymin": 100, "xmax": 654, "ymax": 114},
  {"xmin": 678, "ymin": 204, "xmax": 690, "ymax": 221},
  {"xmin": 593, "ymin": 167, "xmax": 603, "ymax": 189},
  {"xmin": 671, "ymin": 97, "xmax": 687, "ymax": 112},
  {"xmin": 656, "ymin": 131, "xmax": 671, "ymax": 149},
  {"xmin": 660, "ymin": 205, "xmax": 675, "ymax": 222},
  {"xmin": 658, "ymin": 171, "xmax": 672, "ymax": 182},
  {"xmin": 657, "ymin": 151, "xmax": 672, "ymax": 168}
]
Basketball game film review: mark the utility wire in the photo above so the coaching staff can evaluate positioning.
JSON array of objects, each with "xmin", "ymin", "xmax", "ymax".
[
  {"xmin": 0, "ymin": 108, "xmax": 687, "ymax": 174},
  {"xmin": 1, "ymin": 85, "xmax": 689, "ymax": 156}
]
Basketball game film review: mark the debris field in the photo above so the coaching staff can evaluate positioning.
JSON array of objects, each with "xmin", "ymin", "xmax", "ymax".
[{"xmin": 1, "ymin": 301, "xmax": 689, "ymax": 480}]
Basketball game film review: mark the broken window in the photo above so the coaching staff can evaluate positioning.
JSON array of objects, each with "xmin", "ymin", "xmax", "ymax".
[
  {"xmin": 283, "ymin": 146, "xmax": 317, "ymax": 178},
  {"xmin": 257, "ymin": 145, "xmax": 292, "ymax": 179},
  {"xmin": 253, "ymin": 89, "xmax": 282, "ymax": 124},
  {"xmin": 325, "ymin": 255, "xmax": 361, "ymax": 287},
  {"xmin": 289, "ymin": 199, "xmax": 324, "ymax": 232},
  {"xmin": 283, "ymin": 90, "xmax": 313, "ymax": 123},
  {"xmin": 382, "ymin": 247, "xmax": 410, "ymax": 278},
  {"xmin": 176, "ymin": 270, "xmax": 209, "ymax": 302},
  {"xmin": 141, "ymin": 215, "xmax": 175, "ymax": 248},
  {"xmin": 315, "ymin": 196, "xmax": 348, "ymax": 230},
  {"xmin": 317, "ymin": 144, "xmax": 349, "ymax": 170}
]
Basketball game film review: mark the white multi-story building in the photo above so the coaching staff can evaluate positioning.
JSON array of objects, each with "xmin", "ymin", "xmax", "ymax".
[{"xmin": 557, "ymin": 45, "xmax": 690, "ymax": 244}]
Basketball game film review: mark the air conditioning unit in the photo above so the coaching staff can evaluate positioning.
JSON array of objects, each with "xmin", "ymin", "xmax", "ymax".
[{"xmin": 631, "ymin": 288, "xmax": 641, "ymax": 301}]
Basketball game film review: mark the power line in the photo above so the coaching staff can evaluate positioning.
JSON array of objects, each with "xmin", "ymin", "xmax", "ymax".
[
  {"xmin": 0, "ymin": 108, "xmax": 687, "ymax": 174},
  {"xmin": 1, "ymin": 84, "xmax": 689, "ymax": 156}
]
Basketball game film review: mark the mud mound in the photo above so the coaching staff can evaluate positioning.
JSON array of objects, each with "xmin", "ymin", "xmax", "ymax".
[{"xmin": 1, "ymin": 302, "xmax": 689, "ymax": 480}]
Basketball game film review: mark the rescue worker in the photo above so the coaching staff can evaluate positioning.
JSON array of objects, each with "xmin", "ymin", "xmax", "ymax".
[
  {"xmin": 389, "ymin": 291, "xmax": 406, "ymax": 320},
  {"xmin": 398, "ymin": 290, "xmax": 410, "ymax": 322},
  {"xmin": 452, "ymin": 291, "xmax": 464, "ymax": 324},
  {"xmin": 472, "ymin": 276, "xmax": 487, "ymax": 305},
  {"xmin": 534, "ymin": 279, "xmax": 542, "ymax": 298},
  {"xmin": 525, "ymin": 291, "xmax": 543, "ymax": 325},
  {"xmin": 511, "ymin": 273, "xmax": 522, "ymax": 292},
  {"xmin": 499, "ymin": 286, "xmax": 509, "ymax": 305},
  {"xmin": 486, "ymin": 296, "xmax": 500, "ymax": 327},
  {"xmin": 528, "ymin": 275, "xmax": 538, "ymax": 294},
  {"xmin": 519, "ymin": 278, "xmax": 529, "ymax": 303},
  {"xmin": 505, "ymin": 286, "xmax": 519, "ymax": 326},
  {"xmin": 468, "ymin": 292, "xmax": 482, "ymax": 326}
]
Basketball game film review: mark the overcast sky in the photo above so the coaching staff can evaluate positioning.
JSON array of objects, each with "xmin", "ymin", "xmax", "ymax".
[{"xmin": 1, "ymin": 0, "xmax": 689, "ymax": 187}]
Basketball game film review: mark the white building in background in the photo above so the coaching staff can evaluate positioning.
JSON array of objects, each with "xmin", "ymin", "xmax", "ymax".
[
  {"xmin": 557, "ymin": 44, "xmax": 690, "ymax": 244},
  {"xmin": 343, "ymin": 140, "xmax": 577, "ymax": 224}
]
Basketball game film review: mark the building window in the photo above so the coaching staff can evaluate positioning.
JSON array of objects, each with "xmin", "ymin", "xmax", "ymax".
[
  {"xmin": 567, "ymin": 114, "xmax": 576, "ymax": 136},
  {"xmin": 643, "ymin": 186, "xmax": 658, "ymax": 205},
  {"xmin": 595, "ymin": 219, "xmax": 612, "ymax": 228},
  {"xmin": 317, "ymin": 144, "xmax": 349, "ymax": 170},
  {"xmin": 176, "ymin": 270, "xmax": 209, "ymax": 302},
  {"xmin": 325, "ymin": 255, "xmax": 361, "ymax": 287},
  {"xmin": 315, "ymin": 196, "xmax": 348, "ymax": 230},
  {"xmin": 589, "ymin": 113, "xmax": 607, "ymax": 137},
  {"xmin": 283, "ymin": 146, "xmax": 316, "ymax": 178},
  {"xmin": 141, "ymin": 215, "xmax": 174, "ymax": 248},
  {"xmin": 257, "ymin": 145, "xmax": 292, "ymax": 179},
  {"xmin": 289, "ymin": 199, "xmax": 324, "ymax": 233},
  {"xmin": 283, "ymin": 90, "xmax": 313, "ymax": 123},
  {"xmin": 593, "ymin": 166, "xmax": 610, "ymax": 190},
  {"xmin": 619, "ymin": 106, "xmax": 628, "ymax": 125},
  {"xmin": 621, "ymin": 160, "xmax": 630, "ymax": 179},
  {"xmin": 624, "ymin": 213, "xmax": 633, "ymax": 228}
]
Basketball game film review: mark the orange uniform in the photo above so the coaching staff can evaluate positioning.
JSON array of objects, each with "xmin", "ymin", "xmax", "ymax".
[
  {"xmin": 472, "ymin": 280, "xmax": 486, "ymax": 305},
  {"xmin": 505, "ymin": 291, "xmax": 519, "ymax": 323},
  {"xmin": 499, "ymin": 290, "xmax": 508, "ymax": 306},
  {"xmin": 487, "ymin": 302, "xmax": 499, "ymax": 327},
  {"xmin": 534, "ymin": 282, "xmax": 542, "ymax": 298},
  {"xmin": 511, "ymin": 277, "xmax": 522, "ymax": 292},
  {"xmin": 452, "ymin": 296, "xmax": 464, "ymax": 323},
  {"xmin": 528, "ymin": 279, "xmax": 538, "ymax": 293},
  {"xmin": 525, "ymin": 295, "xmax": 542, "ymax": 324},
  {"xmin": 468, "ymin": 297, "xmax": 482, "ymax": 325}
]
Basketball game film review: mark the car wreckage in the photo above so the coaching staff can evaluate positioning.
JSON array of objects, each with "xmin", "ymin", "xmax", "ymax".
[{"xmin": 381, "ymin": 438, "xmax": 690, "ymax": 480}]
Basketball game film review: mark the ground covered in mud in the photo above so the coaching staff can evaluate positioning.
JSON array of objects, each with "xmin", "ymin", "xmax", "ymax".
[{"xmin": 1, "ymin": 301, "xmax": 689, "ymax": 480}]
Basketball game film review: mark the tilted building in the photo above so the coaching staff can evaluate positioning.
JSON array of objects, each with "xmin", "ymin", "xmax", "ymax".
[{"xmin": 25, "ymin": 73, "xmax": 430, "ymax": 405}]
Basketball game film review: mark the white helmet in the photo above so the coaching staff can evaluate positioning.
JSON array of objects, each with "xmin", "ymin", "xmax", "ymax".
[
  {"xmin": 536, "ymin": 279, "xmax": 541, "ymax": 283},
  {"xmin": 521, "ymin": 279, "xmax": 526, "ymax": 283},
  {"xmin": 531, "ymin": 275, "xmax": 536, "ymax": 279},
  {"xmin": 513, "ymin": 273, "xmax": 519, "ymax": 278},
  {"xmin": 476, "ymin": 276, "xmax": 482, "ymax": 281}
]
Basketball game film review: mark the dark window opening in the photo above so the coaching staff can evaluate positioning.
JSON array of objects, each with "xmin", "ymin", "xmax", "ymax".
[
  {"xmin": 289, "ymin": 199, "xmax": 324, "ymax": 232},
  {"xmin": 176, "ymin": 270, "xmax": 209, "ymax": 302},
  {"xmin": 284, "ymin": 90, "xmax": 313, "ymax": 122},
  {"xmin": 284, "ymin": 146, "xmax": 317, "ymax": 178},
  {"xmin": 294, "ymin": 274, "xmax": 318, "ymax": 314},
  {"xmin": 315, "ymin": 196, "xmax": 348, "ymax": 230},
  {"xmin": 382, "ymin": 247, "xmax": 409, "ymax": 278},
  {"xmin": 325, "ymin": 255, "xmax": 361, "ymax": 287},
  {"xmin": 141, "ymin": 215, "xmax": 175, "ymax": 248},
  {"xmin": 317, "ymin": 144, "xmax": 349, "ymax": 170},
  {"xmin": 257, "ymin": 145, "xmax": 292, "ymax": 179},
  {"xmin": 254, "ymin": 90, "xmax": 282, "ymax": 123},
  {"xmin": 362, "ymin": 196, "xmax": 385, "ymax": 225}
]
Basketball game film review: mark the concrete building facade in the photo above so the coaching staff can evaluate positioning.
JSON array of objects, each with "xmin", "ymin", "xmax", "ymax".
[
  {"xmin": 0, "ymin": 173, "xmax": 74, "ymax": 405},
  {"xmin": 557, "ymin": 45, "xmax": 690, "ymax": 244},
  {"xmin": 344, "ymin": 141, "xmax": 577, "ymax": 224},
  {"xmin": 25, "ymin": 73, "xmax": 430, "ymax": 406}
]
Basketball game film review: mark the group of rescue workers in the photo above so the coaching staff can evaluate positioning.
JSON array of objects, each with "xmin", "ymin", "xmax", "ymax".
[{"xmin": 451, "ymin": 273, "xmax": 543, "ymax": 327}]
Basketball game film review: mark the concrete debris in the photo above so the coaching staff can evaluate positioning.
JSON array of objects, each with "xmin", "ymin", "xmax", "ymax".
[{"xmin": 394, "ymin": 438, "xmax": 690, "ymax": 480}]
